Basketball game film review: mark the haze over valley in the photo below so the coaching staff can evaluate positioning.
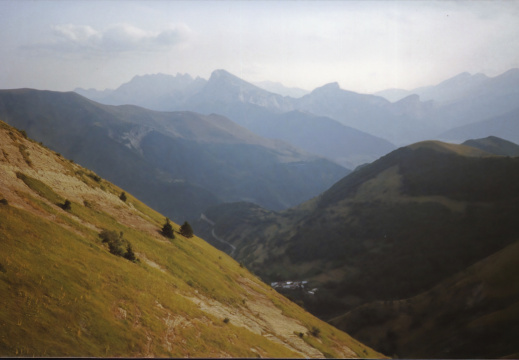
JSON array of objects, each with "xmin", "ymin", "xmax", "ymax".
[{"xmin": 2, "ymin": 1, "xmax": 519, "ymax": 358}]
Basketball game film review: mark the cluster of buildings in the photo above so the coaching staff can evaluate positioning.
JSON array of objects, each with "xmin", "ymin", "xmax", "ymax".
[{"xmin": 270, "ymin": 281, "xmax": 318, "ymax": 295}]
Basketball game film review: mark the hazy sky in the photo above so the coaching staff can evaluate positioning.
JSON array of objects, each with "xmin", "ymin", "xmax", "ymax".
[{"xmin": 1, "ymin": 0, "xmax": 519, "ymax": 93}]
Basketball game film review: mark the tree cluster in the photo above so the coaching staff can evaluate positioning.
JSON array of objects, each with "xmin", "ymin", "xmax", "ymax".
[
  {"xmin": 161, "ymin": 219, "xmax": 194, "ymax": 239},
  {"xmin": 99, "ymin": 229, "xmax": 136, "ymax": 261}
]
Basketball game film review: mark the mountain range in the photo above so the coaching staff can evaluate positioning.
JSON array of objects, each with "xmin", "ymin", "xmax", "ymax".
[
  {"xmin": 81, "ymin": 70, "xmax": 401, "ymax": 161},
  {"xmin": 0, "ymin": 120, "xmax": 380, "ymax": 358},
  {"xmin": 192, "ymin": 137, "xmax": 519, "ymax": 358},
  {"xmin": 0, "ymin": 89, "xmax": 348, "ymax": 222},
  {"xmin": 76, "ymin": 68, "xmax": 519, "ymax": 147}
]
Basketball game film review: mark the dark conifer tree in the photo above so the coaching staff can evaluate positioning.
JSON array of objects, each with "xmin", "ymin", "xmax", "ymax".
[
  {"xmin": 124, "ymin": 243, "xmax": 136, "ymax": 261},
  {"xmin": 180, "ymin": 221, "xmax": 194, "ymax": 238},
  {"xmin": 162, "ymin": 218, "xmax": 175, "ymax": 239}
]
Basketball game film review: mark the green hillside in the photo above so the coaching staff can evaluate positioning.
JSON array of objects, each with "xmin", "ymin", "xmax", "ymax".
[
  {"xmin": 0, "ymin": 120, "xmax": 380, "ymax": 358},
  {"xmin": 193, "ymin": 141, "xmax": 519, "ymax": 358},
  {"xmin": 332, "ymin": 238, "xmax": 519, "ymax": 358}
]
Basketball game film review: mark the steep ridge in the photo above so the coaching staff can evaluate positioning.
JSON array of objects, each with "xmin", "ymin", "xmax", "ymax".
[
  {"xmin": 0, "ymin": 120, "xmax": 381, "ymax": 358},
  {"xmin": 193, "ymin": 140, "xmax": 519, "ymax": 330},
  {"xmin": 0, "ymin": 89, "xmax": 348, "ymax": 222}
]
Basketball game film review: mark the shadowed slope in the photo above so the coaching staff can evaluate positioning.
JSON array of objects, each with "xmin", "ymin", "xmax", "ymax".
[{"xmin": 0, "ymin": 89, "xmax": 348, "ymax": 221}]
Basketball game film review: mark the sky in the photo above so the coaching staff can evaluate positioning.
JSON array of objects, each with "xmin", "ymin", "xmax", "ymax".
[{"xmin": 1, "ymin": 0, "xmax": 519, "ymax": 94}]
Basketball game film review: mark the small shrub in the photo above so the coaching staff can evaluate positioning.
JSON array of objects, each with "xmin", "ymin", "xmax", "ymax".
[
  {"xmin": 0, "ymin": 262, "xmax": 6, "ymax": 273},
  {"xmin": 0, "ymin": 198, "xmax": 8, "ymax": 206},
  {"xmin": 310, "ymin": 326, "xmax": 321, "ymax": 338},
  {"xmin": 108, "ymin": 240, "xmax": 125, "ymax": 257},
  {"xmin": 20, "ymin": 130, "xmax": 28, "ymax": 139},
  {"xmin": 298, "ymin": 332, "xmax": 304, "ymax": 338},
  {"xmin": 223, "ymin": 317, "xmax": 230, "ymax": 324},
  {"xmin": 162, "ymin": 218, "xmax": 175, "ymax": 239},
  {"xmin": 119, "ymin": 191, "xmax": 127, "ymax": 202},
  {"xmin": 99, "ymin": 229, "xmax": 119, "ymax": 244},
  {"xmin": 88, "ymin": 173, "xmax": 102, "ymax": 183},
  {"xmin": 99, "ymin": 229, "xmax": 137, "ymax": 261},
  {"xmin": 61, "ymin": 200, "xmax": 72, "ymax": 211}
]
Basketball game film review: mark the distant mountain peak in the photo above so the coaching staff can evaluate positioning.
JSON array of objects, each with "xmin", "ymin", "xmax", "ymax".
[
  {"xmin": 308, "ymin": 82, "xmax": 342, "ymax": 97},
  {"xmin": 210, "ymin": 69, "xmax": 239, "ymax": 81},
  {"xmin": 206, "ymin": 69, "xmax": 258, "ymax": 91},
  {"xmin": 320, "ymin": 82, "xmax": 341, "ymax": 90},
  {"xmin": 395, "ymin": 93, "xmax": 421, "ymax": 104}
]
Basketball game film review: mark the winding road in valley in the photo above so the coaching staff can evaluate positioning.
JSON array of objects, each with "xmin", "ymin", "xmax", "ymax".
[{"xmin": 200, "ymin": 213, "xmax": 236, "ymax": 257}]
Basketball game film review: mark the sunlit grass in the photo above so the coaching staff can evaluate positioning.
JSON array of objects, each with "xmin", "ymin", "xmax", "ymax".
[{"xmin": 0, "ymin": 119, "xmax": 380, "ymax": 358}]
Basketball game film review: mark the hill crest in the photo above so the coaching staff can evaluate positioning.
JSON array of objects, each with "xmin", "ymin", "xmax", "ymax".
[{"xmin": 406, "ymin": 140, "xmax": 491, "ymax": 157}]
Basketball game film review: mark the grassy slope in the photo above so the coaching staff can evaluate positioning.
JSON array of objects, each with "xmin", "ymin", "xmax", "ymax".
[
  {"xmin": 199, "ymin": 142, "xmax": 519, "ymax": 321},
  {"xmin": 331, "ymin": 238, "xmax": 519, "ymax": 358},
  {"xmin": 0, "ymin": 121, "xmax": 381, "ymax": 358}
]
